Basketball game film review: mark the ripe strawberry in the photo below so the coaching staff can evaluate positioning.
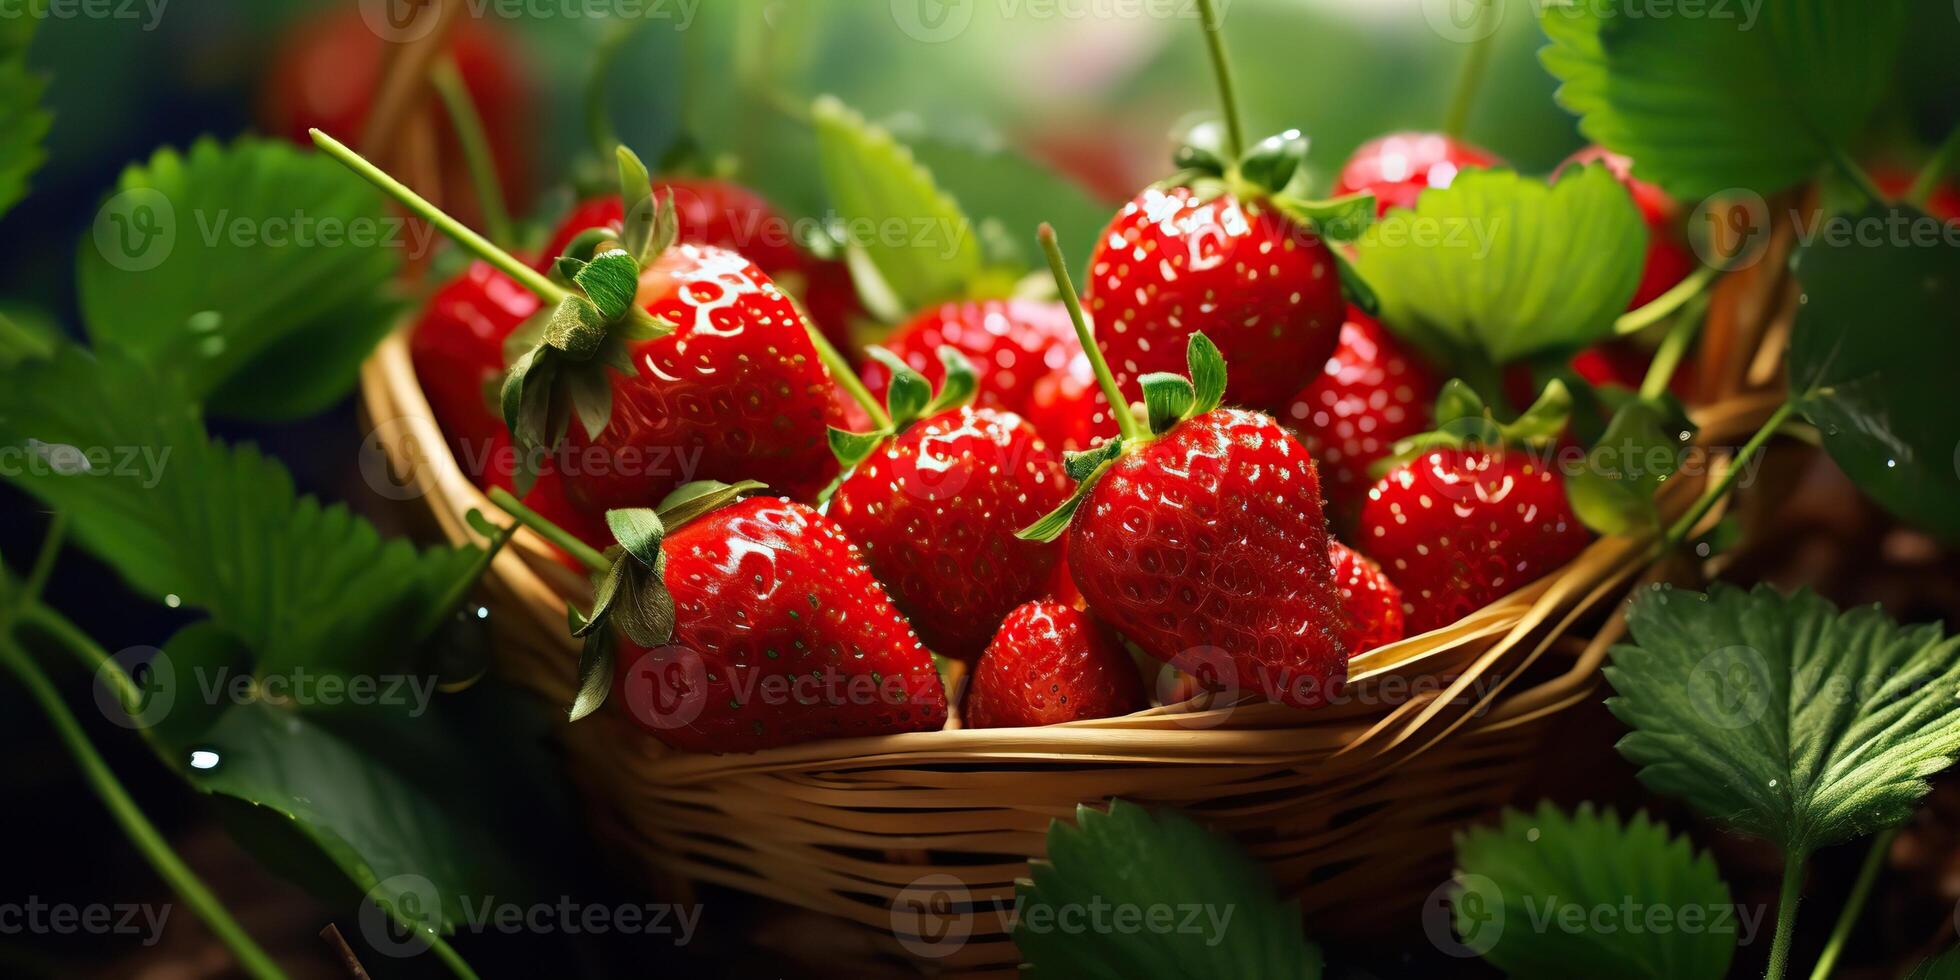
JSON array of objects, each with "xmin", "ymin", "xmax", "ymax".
[
  {"xmin": 409, "ymin": 260, "xmax": 538, "ymax": 457},
  {"xmin": 1871, "ymin": 165, "xmax": 1960, "ymax": 222},
  {"xmin": 858, "ymin": 300, "xmax": 1079, "ymax": 417},
  {"xmin": 1361, "ymin": 447, "xmax": 1590, "ymax": 635},
  {"xmin": 1281, "ymin": 309, "xmax": 1441, "ymax": 527},
  {"xmin": 963, "ymin": 601, "xmax": 1146, "ymax": 728},
  {"xmin": 1085, "ymin": 184, "xmax": 1344, "ymax": 413},
  {"xmin": 1328, "ymin": 541, "xmax": 1404, "ymax": 654},
  {"xmin": 1333, "ymin": 132, "xmax": 1501, "ymax": 215},
  {"xmin": 1023, "ymin": 351, "xmax": 1121, "ymax": 454},
  {"xmin": 1026, "ymin": 225, "xmax": 1349, "ymax": 709},
  {"xmin": 827, "ymin": 351, "xmax": 1071, "ymax": 661},
  {"xmin": 596, "ymin": 489, "xmax": 947, "ymax": 753},
  {"xmin": 553, "ymin": 243, "xmax": 844, "ymax": 514},
  {"xmin": 1558, "ymin": 147, "xmax": 1694, "ymax": 310}
]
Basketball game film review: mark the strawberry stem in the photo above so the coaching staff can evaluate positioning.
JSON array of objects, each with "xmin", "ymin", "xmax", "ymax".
[
  {"xmin": 1806, "ymin": 828, "xmax": 1894, "ymax": 980},
  {"xmin": 802, "ymin": 316, "xmax": 890, "ymax": 429},
  {"xmin": 1195, "ymin": 0, "xmax": 1244, "ymax": 161},
  {"xmin": 1441, "ymin": 0, "xmax": 1497, "ymax": 141},
  {"xmin": 1662, "ymin": 399, "xmax": 1796, "ymax": 549},
  {"xmin": 430, "ymin": 56, "xmax": 514, "ymax": 249},
  {"xmin": 1039, "ymin": 224, "xmax": 1144, "ymax": 444},
  {"xmin": 1615, "ymin": 264, "xmax": 1718, "ymax": 336},
  {"xmin": 1638, "ymin": 292, "xmax": 1707, "ymax": 401},
  {"xmin": 1828, "ymin": 145, "xmax": 1886, "ymax": 209},
  {"xmin": 486, "ymin": 487, "xmax": 610, "ymax": 574},
  {"xmin": 313, "ymin": 129, "xmax": 565, "ymax": 303}
]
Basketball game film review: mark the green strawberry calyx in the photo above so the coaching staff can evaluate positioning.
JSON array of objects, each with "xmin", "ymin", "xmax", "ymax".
[
  {"xmin": 1370, "ymin": 378, "xmax": 1572, "ymax": 479},
  {"xmin": 826, "ymin": 344, "xmax": 979, "ymax": 469},
  {"xmin": 500, "ymin": 145, "xmax": 681, "ymax": 495}
]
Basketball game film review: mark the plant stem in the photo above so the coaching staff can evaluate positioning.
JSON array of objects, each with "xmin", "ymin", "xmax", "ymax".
[
  {"xmin": 1908, "ymin": 125, "xmax": 1960, "ymax": 208},
  {"xmin": 1039, "ymin": 224, "xmax": 1143, "ymax": 443},
  {"xmin": 1639, "ymin": 292, "xmax": 1709, "ymax": 401},
  {"xmin": 21, "ymin": 603, "xmax": 143, "ymax": 721},
  {"xmin": 426, "ymin": 933, "xmax": 482, "ymax": 980},
  {"xmin": 1441, "ymin": 0, "xmax": 1498, "ymax": 141},
  {"xmin": 429, "ymin": 57, "xmax": 514, "ymax": 249},
  {"xmin": 803, "ymin": 316, "xmax": 889, "ymax": 429},
  {"xmin": 1765, "ymin": 851, "xmax": 1806, "ymax": 980},
  {"xmin": 1663, "ymin": 399, "xmax": 1796, "ymax": 549},
  {"xmin": 1807, "ymin": 829, "xmax": 1896, "ymax": 980},
  {"xmin": 1828, "ymin": 146, "xmax": 1887, "ymax": 210},
  {"xmin": 18, "ymin": 510, "xmax": 66, "ymax": 611},
  {"xmin": 0, "ymin": 636, "xmax": 286, "ymax": 980},
  {"xmin": 485, "ymin": 487, "xmax": 609, "ymax": 574},
  {"xmin": 1616, "ymin": 264, "xmax": 1719, "ymax": 336},
  {"xmin": 409, "ymin": 516, "xmax": 516, "ymax": 644},
  {"xmin": 1194, "ymin": 0, "xmax": 1244, "ymax": 160},
  {"xmin": 310, "ymin": 130, "xmax": 565, "ymax": 303}
]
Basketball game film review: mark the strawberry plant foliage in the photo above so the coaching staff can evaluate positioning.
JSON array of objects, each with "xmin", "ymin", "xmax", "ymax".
[
  {"xmin": 1352, "ymin": 166, "xmax": 1645, "ymax": 370},
  {"xmin": 1538, "ymin": 0, "xmax": 1904, "ymax": 200},
  {"xmin": 0, "ymin": 348, "xmax": 482, "ymax": 675},
  {"xmin": 1606, "ymin": 584, "xmax": 1960, "ymax": 858},
  {"xmin": 1452, "ymin": 803, "xmax": 1735, "ymax": 980},
  {"xmin": 1788, "ymin": 204, "xmax": 1960, "ymax": 544},
  {"xmin": 1016, "ymin": 801, "xmax": 1322, "ymax": 980},
  {"xmin": 0, "ymin": 12, "xmax": 48, "ymax": 221},
  {"xmin": 77, "ymin": 138, "xmax": 403, "ymax": 421}
]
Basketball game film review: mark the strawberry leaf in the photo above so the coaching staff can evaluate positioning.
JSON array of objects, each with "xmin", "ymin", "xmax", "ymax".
[
  {"xmin": 1905, "ymin": 948, "xmax": 1960, "ymax": 980},
  {"xmin": 1566, "ymin": 396, "xmax": 1696, "ymax": 536},
  {"xmin": 606, "ymin": 507, "xmax": 665, "ymax": 568},
  {"xmin": 812, "ymin": 96, "xmax": 983, "ymax": 313},
  {"xmin": 76, "ymin": 138, "xmax": 402, "ymax": 421},
  {"xmin": 1539, "ymin": 0, "xmax": 1904, "ymax": 200},
  {"xmin": 905, "ymin": 133, "xmax": 1107, "ymax": 285},
  {"xmin": 615, "ymin": 144, "xmax": 655, "ymax": 261},
  {"xmin": 1353, "ymin": 167, "xmax": 1645, "ymax": 368},
  {"xmin": 0, "ymin": 18, "xmax": 49, "ymax": 222},
  {"xmin": 0, "ymin": 349, "xmax": 481, "ymax": 676},
  {"xmin": 654, "ymin": 479, "xmax": 767, "ymax": 529},
  {"xmin": 1139, "ymin": 373, "xmax": 1196, "ymax": 434},
  {"xmin": 1015, "ymin": 800, "xmax": 1322, "ymax": 980},
  {"xmin": 1272, "ymin": 191, "xmax": 1375, "ymax": 245},
  {"xmin": 569, "ymin": 626, "xmax": 616, "ymax": 723},
  {"xmin": 1787, "ymin": 204, "xmax": 1960, "ymax": 544},
  {"xmin": 1451, "ymin": 803, "xmax": 1735, "ymax": 980},
  {"xmin": 1606, "ymin": 584, "xmax": 1960, "ymax": 858}
]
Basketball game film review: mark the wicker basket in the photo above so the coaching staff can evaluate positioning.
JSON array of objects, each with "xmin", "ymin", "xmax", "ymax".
[{"xmin": 356, "ymin": 221, "xmax": 1793, "ymax": 972}]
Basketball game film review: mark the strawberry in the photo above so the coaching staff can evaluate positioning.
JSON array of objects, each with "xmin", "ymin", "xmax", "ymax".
[
  {"xmin": 1085, "ymin": 183, "xmax": 1344, "ymax": 413},
  {"xmin": 1333, "ymin": 132, "xmax": 1501, "ymax": 216},
  {"xmin": 1358, "ymin": 382, "xmax": 1592, "ymax": 635},
  {"xmin": 827, "ymin": 349, "xmax": 1071, "ymax": 661},
  {"xmin": 1328, "ymin": 540, "xmax": 1404, "ymax": 654},
  {"xmin": 537, "ymin": 178, "xmax": 859, "ymax": 353},
  {"xmin": 409, "ymin": 260, "xmax": 539, "ymax": 457},
  {"xmin": 858, "ymin": 299, "xmax": 1079, "ymax": 417},
  {"xmin": 1023, "ymin": 224, "xmax": 1347, "ymax": 709},
  {"xmin": 963, "ymin": 601, "xmax": 1146, "ymax": 728},
  {"xmin": 1281, "ymin": 309, "xmax": 1441, "ymax": 527},
  {"xmin": 1871, "ymin": 165, "xmax": 1960, "ymax": 222},
  {"xmin": 1558, "ymin": 147, "xmax": 1694, "ymax": 311},
  {"xmin": 542, "ymin": 483, "xmax": 945, "ymax": 753},
  {"xmin": 1023, "ymin": 351, "xmax": 1121, "ymax": 455}
]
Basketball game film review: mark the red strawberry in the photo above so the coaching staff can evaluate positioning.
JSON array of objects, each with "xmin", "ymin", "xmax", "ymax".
[
  {"xmin": 1085, "ymin": 185, "xmax": 1344, "ymax": 413},
  {"xmin": 409, "ymin": 260, "xmax": 538, "ymax": 456},
  {"xmin": 1328, "ymin": 540, "xmax": 1404, "ymax": 653},
  {"xmin": 963, "ymin": 601, "xmax": 1146, "ymax": 728},
  {"xmin": 1871, "ymin": 166, "xmax": 1960, "ymax": 222},
  {"xmin": 859, "ymin": 300, "xmax": 1080, "ymax": 417},
  {"xmin": 607, "ymin": 493, "xmax": 947, "ymax": 752},
  {"xmin": 827, "ymin": 351, "xmax": 1071, "ymax": 661},
  {"xmin": 1559, "ymin": 147, "xmax": 1695, "ymax": 310},
  {"xmin": 1023, "ymin": 351, "xmax": 1121, "ymax": 454},
  {"xmin": 1281, "ymin": 309, "xmax": 1441, "ymax": 526},
  {"xmin": 1028, "ymin": 226, "xmax": 1348, "ymax": 708},
  {"xmin": 1361, "ymin": 448, "xmax": 1590, "ymax": 635},
  {"xmin": 1334, "ymin": 132, "xmax": 1501, "ymax": 215}
]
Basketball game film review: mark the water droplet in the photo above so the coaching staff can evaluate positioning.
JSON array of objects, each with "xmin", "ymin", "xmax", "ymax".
[
  {"xmin": 189, "ymin": 749, "xmax": 220, "ymax": 770},
  {"xmin": 164, "ymin": 593, "xmax": 182, "ymax": 608}
]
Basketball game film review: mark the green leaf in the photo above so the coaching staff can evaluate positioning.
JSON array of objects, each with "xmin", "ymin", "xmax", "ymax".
[
  {"xmin": 1353, "ymin": 167, "xmax": 1646, "ymax": 366},
  {"xmin": 1139, "ymin": 374, "xmax": 1196, "ymax": 434},
  {"xmin": 1273, "ymin": 191, "xmax": 1375, "ymax": 244},
  {"xmin": 1063, "ymin": 439, "xmax": 1124, "ymax": 483},
  {"xmin": 906, "ymin": 133, "xmax": 1109, "ymax": 285},
  {"xmin": 1605, "ymin": 584, "xmax": 1960, "ymax": 857},
  {"xmin": 572, "ymin": 249, "xmax": 641, "ymax": 324},
  {"xmin": 606, "ymin": 556, "xmax": 674, "ymax": 649},
  {"xmin": 1015, "ymin": 800, "xmax": 1322, "ymax": 980},
  {"xmin": 1016, "ymin": 493, "xmax": 1086, "ymax": 544},
  {"xmin": 0, "ymin": 27, "xmax": 50, "ymax": 222},
  {"xmin": 1904, "ymin": 947, "xmax": 1960, "ymax": 980},
  {"xmin": 1433, "ymin": 379, "xmax": 1487, "ymax": 424},
  {"xmin": 615, "ymin": 144, "xmax": 654, "ymax": 261},
  {"xmin": 0, "ymin": 305, "xmax": 60, "ymax": 368},
  {"xmin": 605, "ymin": 507, "xmax": 664, "ymax": 567},
  {"xmin": 1788, "ymin": 205, "xmax": 1960, "ymax": 544},
  {"xmin": 1452, "ymin": 803, "xmax": 1735, "ymax": 980},
  {"xmin": 1566, "ymin": 396, "xmax": 1695, "ymax": 536},
  {"xmin": 812, "ymin": 96, "xmax": 983, "ymax": 312},
  {"xmin": 655, "ymin": 479, "xmax": 768, "ymax": 529},
  {"xmin": 1185, "ymin": 331, "xmax": 1227, "ymax": 416},
  {"xmin": 922, "ymin": 345, "xmax": 978, "ymax": 415},
  {"xmin": 1238, "ymin": 129, "xmax": 1308, "ymax": 196},
  {"xmin": 77, "ymin": 138, "xmax": 403, "ymax": 421},
  {"xmin": 866, "ymin": 345, "xmax": 932, "ymax": 426},
  {"xmin": 0, "ymin": 349, "xmax": 480, "ymax": 676},
  {"xmin": 828, "ymin": 426, "xmax": 889, "ymax": 469},
  {"xmin": 569, "ymin": 628, "xmax": 616, "ymax": 722},
  {"xmin": 1539, "ymin": 0, "xmax": 1905, "ymax": 200}
]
